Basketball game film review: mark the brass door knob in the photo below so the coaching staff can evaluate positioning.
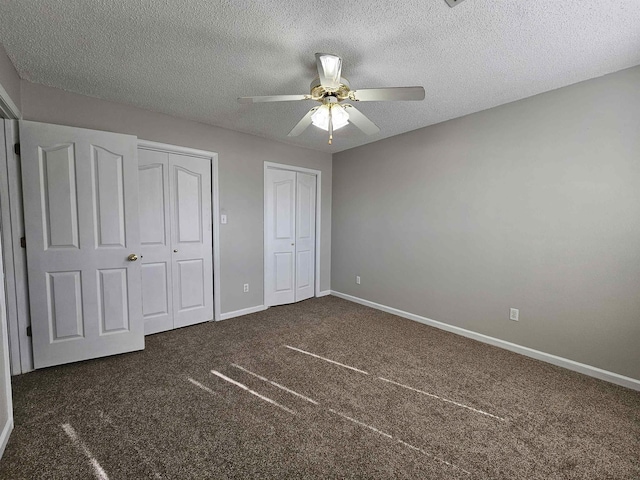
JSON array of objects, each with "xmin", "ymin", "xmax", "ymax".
[
  {"xmin": 127, "ymin": 254, "xmax": 138, "ymax": 262},
  {"xmin": 174, "ymin": 249, "xmax": 178, "ymax": 253}
]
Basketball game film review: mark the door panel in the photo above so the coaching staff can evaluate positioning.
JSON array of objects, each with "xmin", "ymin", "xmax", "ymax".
[
  {"xmin": 138, "ymin": 149, "xmax": 173, "ymax": 335},
  {"xmin": 169, "ymin": 154, "xmax": 213, "ymax": 328},
  {"xmin": 275, "ymin": 180, "xmax": 294, "ymax": 239},
  {"xmin": 265, "ymin": 168, "xmax": 297, "ymax": 306},
  {"xmin": 177, "ymin": 259, "xmax": 205, "ymax": 310},
  {"xmin": 139, "ymin": 163, "xmax": 167, "ymax": 246},
  {"xmin": 21, "ymin": 120, "xmax": 143, "ymax": 368},
  {"xmin": 275, "ymin": 252, "xmax": 294, "ymax": 292},
  {"xmin": 92, "ymin": 146, "xmax": 126, "ymax": 248},
  {"xmin": 175, "ymin": 168, "xmax": 202, "ymax": 243},
  {"xmin": 97, "ymin": 268, "xmax": 129, "ymax": 334},
  {"xmin": 46, "ymin": 271, "xmax": 84, "ymax": 341},
  {"xmin": 40, "ymin": 144, "xmax": 79, "ymax": 249},
  {"xmin": 295, "ymin": 172, "xmax": 316, "ymax": 302}
]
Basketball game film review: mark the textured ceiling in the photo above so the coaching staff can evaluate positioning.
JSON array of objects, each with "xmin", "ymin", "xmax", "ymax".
[{"xmin": 1, "ymin": 0, "xmax": 639, "ymax": 153}]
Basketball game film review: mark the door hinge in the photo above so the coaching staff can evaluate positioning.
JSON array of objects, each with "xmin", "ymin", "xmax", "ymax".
[
  {"xmin": 14, "ymin": 143, "xmax": 20, "ymax": 156},
  {"xmin": 26, "ymin": 326, "xmax": 32, "ymax": 337},
  {"xmin": 20, "ymin": 236, "xmax": 26, "ymax": 248}
]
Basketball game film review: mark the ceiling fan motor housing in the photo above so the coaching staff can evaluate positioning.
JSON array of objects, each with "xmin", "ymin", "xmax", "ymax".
[{"xmin": 310, "ymin": 77, "xmax": 351, "ymax": 102}]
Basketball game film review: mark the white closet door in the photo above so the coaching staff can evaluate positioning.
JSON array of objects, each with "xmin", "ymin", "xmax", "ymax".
[
  {"xmin": 138, "ymin": 148, "xmax": 173, "ymax": 335},
  {"xmin": 20, "ymin": 121, "xmax": 143, "ymax": 368},
  {"xmin": 295, "ymin": 172, "xmax": 316, "ymax": 301},
  {"xmin": 169, "ymin": 153, "xmax": 213, "ymax": 328},
  {"xmin": 265, "ymin": 168, "xmax": 297, "ymax": 307}
]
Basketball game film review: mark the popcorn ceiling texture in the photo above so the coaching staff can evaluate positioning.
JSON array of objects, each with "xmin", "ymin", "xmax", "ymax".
[{"xmin": 0, "ymin": 0, "xmax": 639, "ymax": 153}]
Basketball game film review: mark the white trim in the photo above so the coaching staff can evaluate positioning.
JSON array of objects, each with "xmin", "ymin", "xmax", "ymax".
[
  {"xmin": 0, "ymin": 82, "xmax": 20, "ymax": 120},
  {"xmin": 317, "ymin": 290, "xmax": 331, "ymax": 297},
  {"xmin": 138, "ymin": 140, "xmax": 217, "ymax": 160},
  {"xmin": 211, "ymin": 155, "xmax": 221, "ymax": 322},
  {"xmin": 330, "ymin": 290, "xmax": 640, "ymax": 391},
  {"xmin": 219, "ymin": 305, "xmax": 267, "ymax": 321},
  {"xmin": 0, "ymin": 417, "xmax": 13, "ymax": 459},
  {"xmin": 0, "ymin": 119, "xmax": 19, "ymax": 373},
  {"xmin": 1, "ymin": 120, "xmax": 32, "ymax": 374},
  {"xmin": 138, "ymin": 139, "xmax": 222, "ymax": 322},
  {"xmin": 263, "ymin": 161, "xmax": 323, "ymax": 307}
]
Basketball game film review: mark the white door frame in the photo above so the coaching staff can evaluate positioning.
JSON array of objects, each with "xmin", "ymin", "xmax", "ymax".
[
  {"xmin": 1, "ymin": 119, "xmax": 34, "ymax": 374},
  {"xmin": 264, "ymin": 161, "xmax": 322, "ymax": 304},
  {"xmin": 0, "ymin": 80, "xmax": 27, "ymax": 375},
  {"xmin": 0, "ymin": 83, "xmax": 20, "ymax": 121},
  {"xmin": 138, "ymin": 140, "xmax": 221, "ymax": 322}
]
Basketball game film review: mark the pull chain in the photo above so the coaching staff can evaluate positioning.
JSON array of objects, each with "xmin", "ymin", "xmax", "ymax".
[{"xmin": 328, "ymin": 105, "xmax": 333, "ymax": 145}]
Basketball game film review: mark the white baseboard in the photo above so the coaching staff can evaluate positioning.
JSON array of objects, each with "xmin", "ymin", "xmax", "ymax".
[
  {"xmin": 317, "ymin": 290, "xmax": 331, "ymax": 298},
  {"xmin": 0, "ymin": 418, "xmax": 13, "ymax": 460},
  {"xmin": 330, "ymin": 291, "xmax": 640, "ymax": 391},
  {"xmin": 219, "ymin": 305, "xmax": 267, "ymax": 321}
]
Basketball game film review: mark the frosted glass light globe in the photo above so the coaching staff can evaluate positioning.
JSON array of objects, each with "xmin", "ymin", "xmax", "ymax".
[{"xmin": 311, "ymin": 104, "xmax": 349, "ymax": 131}]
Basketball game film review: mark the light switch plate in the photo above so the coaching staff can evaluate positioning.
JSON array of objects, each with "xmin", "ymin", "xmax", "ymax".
[
  {"xmin": 220, "ymin": 214, "xmax": 227, "ymax": 224},
  {"xmin": 444, "ymin": 0, "xmax": 468, "ymax": 7}
]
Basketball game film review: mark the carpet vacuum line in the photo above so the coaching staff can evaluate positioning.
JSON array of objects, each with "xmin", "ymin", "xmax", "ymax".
[
  {"xmin": 61, "ymin": 423, "xmax": 110, "ymax": 480},
  {"xmin": 210, "ymin": 369, "xmax": 296, "ymax": 415},
  {"xmin": 231, "ymin": 363, "xmax": 320, "ymax": 405},
  {"xmin": 229, "ymin": 362, "xmax": 471, "ymax": 476},
  {"xmin": 285, "ymin": 345, "xmax": 504, "ymax": 421}
]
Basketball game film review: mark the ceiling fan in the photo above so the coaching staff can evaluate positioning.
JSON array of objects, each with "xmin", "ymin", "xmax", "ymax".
[{"xmin": 238, "ymin": 53, "xmax": 426, "ymax": 145}]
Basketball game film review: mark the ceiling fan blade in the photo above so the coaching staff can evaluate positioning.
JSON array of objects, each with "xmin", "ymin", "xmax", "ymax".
[
  {"xmin": 315, "ymin": 53, "xmax": 342, "ymax": 90},
  {"xmin": 238, "ymin": 94, "xmax": 310, "ymax": 104},
  {"xmin": 351, "ymin": 86, "xmax": 425, "ymax": 102},
  {"xmin": 343, "ymin": 105, "xmax": 380, "ymax": 135},
  {"xmin": 288, "ymin": 107, "xmax": 319, "ymax": 137}
]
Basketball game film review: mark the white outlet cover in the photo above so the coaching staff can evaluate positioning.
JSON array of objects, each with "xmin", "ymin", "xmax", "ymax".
[
  {"xmin": 220, "ymin": 214, "xmax": 227, "ymax": 224},
  {"xmin": 510, "ymin": 308, "xmax": 519, "ymax": 321}
]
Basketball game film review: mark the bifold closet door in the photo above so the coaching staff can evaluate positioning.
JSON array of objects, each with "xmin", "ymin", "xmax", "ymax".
[
  {"xmin": 265, "ymin": 167, "xmax": 316, "ymax": 307},
  {"xmin": 169, "ymin": 153, "xmax": 213, "ymax": 328},
  {"xmin": 138, "ymin": 149, "xmax": 173, "ymax": 335},
  {"xmin": 295, "ymin": 172, "xmax": 316, "ymax": 302},
  {"xmin": 21, "ymin": 121, "xmax": 143, "ymax": 368},
  {"xmin": 138, "ymin": 149, "xmax": 213, "ymax": 334}
]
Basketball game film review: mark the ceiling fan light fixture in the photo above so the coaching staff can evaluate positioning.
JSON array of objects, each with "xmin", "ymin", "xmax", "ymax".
[
  {"xmin": 317, "ymin": 54, "xmax": 342, "ymax": 86},
  {"xmin": 311, "ymin": 104, "xmax": 349, "ymax": 131}
]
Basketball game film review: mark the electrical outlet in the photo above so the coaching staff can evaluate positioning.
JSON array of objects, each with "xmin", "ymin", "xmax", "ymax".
[
  {"xmin": 356, "ymin": 275, "xmax": 361, "ymax": 285},
  {"xmin": 243, "ymin": 283, "xmax": 249, "ymax": 293},
  {"xmin": 510, "ymin": 308, "xmax": 519, "ymax": 321}
]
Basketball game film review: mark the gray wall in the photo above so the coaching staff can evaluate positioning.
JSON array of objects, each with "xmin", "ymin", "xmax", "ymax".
[
  {"xmin": 0, "ymin": 45, "xmax": 20, "ymax": 113},
  {"xmin": 332, "ymin": 66, "xmax": 640, "ymax": 380},
  {"xmin": 20, "ymin": 81, "xmax": 331, "ymax": 315}
]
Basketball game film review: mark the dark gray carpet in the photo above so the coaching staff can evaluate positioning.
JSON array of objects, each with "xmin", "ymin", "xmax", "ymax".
[{"xmin": 1, "ymin": 296, "xmax": 638, "ymax": 479}]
